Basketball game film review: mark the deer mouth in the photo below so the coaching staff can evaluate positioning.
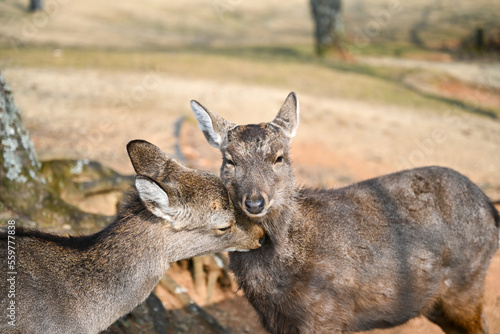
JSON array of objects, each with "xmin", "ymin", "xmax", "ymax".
[{"xmin": 224, "ymin": 235, "xmax": 266, "ymax": 252}]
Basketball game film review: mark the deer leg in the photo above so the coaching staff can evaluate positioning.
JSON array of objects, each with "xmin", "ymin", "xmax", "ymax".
[
  {"xmin": 425, "ymin": 300, "xmax": 488, "ymax": 334},
  {"xmin": 425, "ymin": 302, "xmax": 465, "ymax": 334}
]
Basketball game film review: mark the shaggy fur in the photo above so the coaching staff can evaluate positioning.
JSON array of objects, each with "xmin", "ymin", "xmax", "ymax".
[
  {"xmin": 0, "ymin": 140, "xmax": 263, "ymax": 334},
  {"xmin": 192, "ymin": 92, "xmax": 499, "ymax": 334}
]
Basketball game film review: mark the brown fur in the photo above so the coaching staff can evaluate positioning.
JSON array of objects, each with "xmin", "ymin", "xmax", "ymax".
[
  {"xmin": 0, "ymin": 140, "xmax": 264, "ymax": 334},
  {"xmin": 192, "ymin": 92, "xmax": 499, "ymax": 334}
]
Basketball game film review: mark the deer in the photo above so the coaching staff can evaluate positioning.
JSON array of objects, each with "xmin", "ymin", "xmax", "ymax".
[
  {"xmin": 0, "ymin": 139, "xmax": 265, "ymax": 334},
  {"xmin": 191, "ymin": 92, "xmax": 500, "ymax": 334}
]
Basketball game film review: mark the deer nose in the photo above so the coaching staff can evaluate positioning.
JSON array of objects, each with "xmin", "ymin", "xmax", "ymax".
[{"xmin": 244, "ymin": 197, "xmax": 265, "ymax": 215}]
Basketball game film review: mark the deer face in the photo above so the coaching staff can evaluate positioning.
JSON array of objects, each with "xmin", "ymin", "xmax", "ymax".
[
  {"xmin": 220, "ymin": 123, "xmax": 293, "ymax": 217},
  {"xmin": 127, "ymin": 140, "xmax": 265, "ymax": 253},
  {"xmin": 191, "ymin": 92, "xmax": 299, "ymax": 219}
]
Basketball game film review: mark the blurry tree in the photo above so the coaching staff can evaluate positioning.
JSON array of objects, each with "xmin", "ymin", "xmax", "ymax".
[
  {"xmin": 310, "ymin": 0, "xmax": 344, "ymax": 57},
  {"xmin": 0, "ymin": 72, "xmax": 114, "ymax": 232},
  {"xmin": 28, "ymin": 0, "xmax": 43, "ymax": 12}
]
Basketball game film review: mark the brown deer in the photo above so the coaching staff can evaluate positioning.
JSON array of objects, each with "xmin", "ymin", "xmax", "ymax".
[
  {"xmin": 0, "ymin": 139, "xmax": 264, "ymax": 334},
  {"xmin": 191, "ymin": 92, "xmax": 500, "ymax": 334}
]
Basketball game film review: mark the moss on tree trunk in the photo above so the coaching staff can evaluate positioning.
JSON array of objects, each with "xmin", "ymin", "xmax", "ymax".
[{"xmin": 0, "ymin": 72, "xmax": 112, "ymax": 233}]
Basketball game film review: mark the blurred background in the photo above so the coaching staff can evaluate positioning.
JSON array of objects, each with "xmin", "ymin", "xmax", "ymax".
[{"xmin": 1, "ymin": 0, "xmax": 499, "ymax": 333}]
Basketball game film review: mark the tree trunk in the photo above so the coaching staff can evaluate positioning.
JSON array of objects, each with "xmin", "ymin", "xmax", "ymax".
[
  {"xmin": 310, "ymin": 0, "xmax": 344, "ymax": 57},
  {"xmin": 28, "ymin": 0, "xmax": 43, "ymax": 12},
  {"xmin": 0, "ymin": 72, "xmax": 112, "ymax": 233}
]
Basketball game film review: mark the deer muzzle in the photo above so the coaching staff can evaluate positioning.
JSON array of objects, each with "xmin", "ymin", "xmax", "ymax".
[{"xmin": 241, "ymin": 193, "xmax": 271, "ymax": 217}]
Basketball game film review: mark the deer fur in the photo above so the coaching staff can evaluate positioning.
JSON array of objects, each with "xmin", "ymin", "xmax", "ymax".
[
  {"xmin": 192, "ymin": 92, "xmax": 500, "ymax": 334},
  {"xmin": 0, "ymin": 140, "xmax": 264, "ymax": 334}
]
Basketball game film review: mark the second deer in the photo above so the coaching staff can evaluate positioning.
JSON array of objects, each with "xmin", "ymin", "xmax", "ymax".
[
  {"xmin": 0, "ymin": 140, "xmax": 264, "ymax": 334},
  {"xmin": 192, "ymin": 92, "xmax": 500, "ymax": 334}
]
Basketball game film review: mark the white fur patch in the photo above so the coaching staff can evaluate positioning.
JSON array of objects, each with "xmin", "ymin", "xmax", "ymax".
[{"xmin": 223, "ymin": 248, "xmax": 251, "ymax": 252}]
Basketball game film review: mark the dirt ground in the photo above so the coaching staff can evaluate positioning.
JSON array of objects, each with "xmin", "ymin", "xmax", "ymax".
[{"xmin": 3, "ymin": 65, "xmax": 500, "ymax": 333}]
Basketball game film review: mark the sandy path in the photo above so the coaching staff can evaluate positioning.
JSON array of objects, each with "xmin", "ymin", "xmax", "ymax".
[{"xmin": 360, "ymin": 56, "xmax": 500, "ymax": 90}]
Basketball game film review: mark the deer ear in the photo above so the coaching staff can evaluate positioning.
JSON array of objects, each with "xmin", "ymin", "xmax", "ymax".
[
  {"xmin": 191, "ymin": 100, "xmax": 236, "ymax": 149},
  {"xmin": 127, "ymin": 140, "xmax": 170, "ymax": 178},
  {"xmin": 135, "ymin": 175, "xmax": 178, "ymax": 223},
  {"xmin": 271, "ymin": 92, "xmax": 299, "ymax": 139}
]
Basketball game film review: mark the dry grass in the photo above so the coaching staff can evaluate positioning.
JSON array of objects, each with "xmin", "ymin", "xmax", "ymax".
[
  {"xmin": 0, "ymin": 46, "xmax": 476, "ymax": 116},
  {"xmin": 1, "ymin": 0, "xmax": 499, "ymax": 52}
]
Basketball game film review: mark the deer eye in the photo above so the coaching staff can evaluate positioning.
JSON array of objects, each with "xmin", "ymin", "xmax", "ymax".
[
  {"xmin": 226, "ymin": 159, "xmax": 235, "ymax": 167},
  {"xmin": 218, "ymin": 226, "xmax": 231, "ymax": 233},
  {"xmin": 274, "ymin": 156, "xmax": 284, "ymax": 164}
]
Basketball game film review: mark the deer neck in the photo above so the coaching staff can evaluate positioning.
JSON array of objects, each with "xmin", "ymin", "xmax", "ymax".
[
  {"xmin": 79, "ymin": 216, "xmax": 168, "ymax": 312},
  {"xmin": 255, "ymin": 187, "xmax": 298, "ymax": 249},
  {"xmin": 72, "ymin": 200, "xmax": 188, "ymax": 326}
]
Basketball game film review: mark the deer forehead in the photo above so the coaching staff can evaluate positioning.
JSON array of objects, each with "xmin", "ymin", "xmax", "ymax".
[
  {"xmin": 225, "ymin": 123, "xmax": 288, "ymax": 156},
  {"xmin": 163, "ymin": 170, "xmax": 232, "ymax": 211}
]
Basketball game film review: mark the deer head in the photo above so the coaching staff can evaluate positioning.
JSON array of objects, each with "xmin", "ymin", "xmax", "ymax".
[
  {"xmin": 191, "ymin": 92, "xmax": 299, "ymax": 219},
  {"xmin": 127, "ymin": 139, "xmax": 264, "ymax": 252}
]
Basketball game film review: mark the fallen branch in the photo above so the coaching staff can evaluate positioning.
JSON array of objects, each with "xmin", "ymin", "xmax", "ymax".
[
  {"xmin": 77, "ymin": 174, "xmax": 134, "ymax": 196},
  {"xmin": 41, "ymin": 159, "xmax": 134, "ymax": 196},
  {"xmin": 160, "ymin": 275, "xmax": 230, "ymax": 334},
  {"xmin": 144, "ymin": 293, "xmax": 176, "ymax": 333}
]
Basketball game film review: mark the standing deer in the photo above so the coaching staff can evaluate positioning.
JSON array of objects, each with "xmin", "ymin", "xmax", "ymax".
[
  {"xmin": 0, "ymin": 140, "xmax": 264, "ymax": 334},
  {"xmin": 191, "ymin": 92, "xmax": 500, "ymax": 334}
]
